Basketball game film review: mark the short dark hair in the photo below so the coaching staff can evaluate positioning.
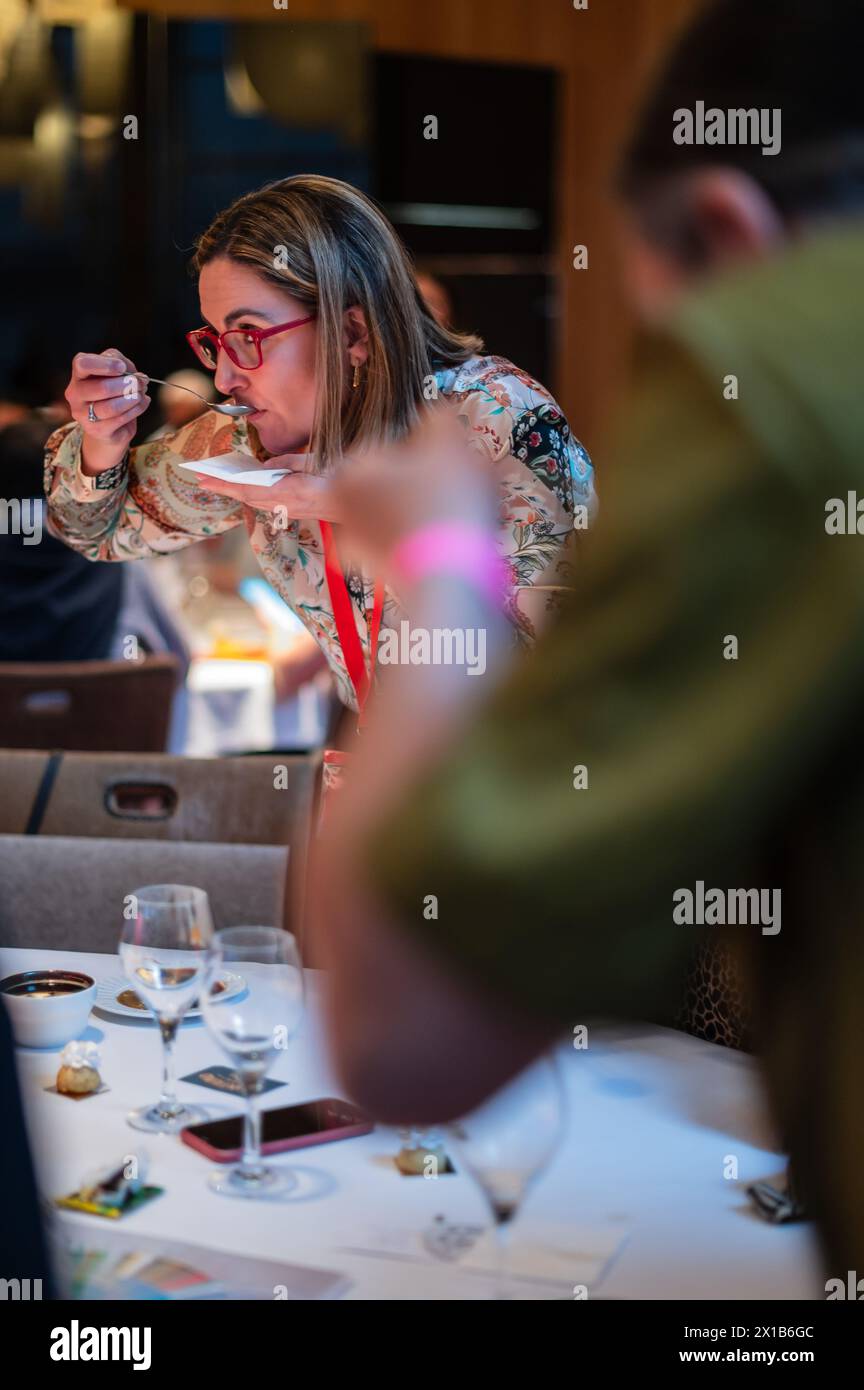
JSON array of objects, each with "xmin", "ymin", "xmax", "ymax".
[{"xmin": 620, "ymin": 0, "xmax": 864, "ymax": 221}]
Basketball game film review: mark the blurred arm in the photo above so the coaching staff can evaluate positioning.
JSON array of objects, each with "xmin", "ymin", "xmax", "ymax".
[{"xmin": 314, "ymin": 334, "xmax": 864, "ymax": 1123}]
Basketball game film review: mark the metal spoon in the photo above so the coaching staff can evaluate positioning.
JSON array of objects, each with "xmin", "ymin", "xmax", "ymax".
[{"xmin": 139, "ymin": 374, "xmax": 254, "ymax": 417}]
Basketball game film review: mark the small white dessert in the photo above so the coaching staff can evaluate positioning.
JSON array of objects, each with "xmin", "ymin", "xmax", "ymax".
[{"xmin": 56, "ymin": 1040, "xmax": 102, "ymax": 1096}]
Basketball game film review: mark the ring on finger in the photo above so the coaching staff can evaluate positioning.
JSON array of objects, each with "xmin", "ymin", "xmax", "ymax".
[{"xmin": 87, "ymin": 402, "xmax": 98, "ymax": 424}]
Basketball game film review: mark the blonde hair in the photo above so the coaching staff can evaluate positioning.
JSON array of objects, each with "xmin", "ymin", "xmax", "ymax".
[{"xmin": 190, "ymin": 175, "xmax": 483, "ymax": 464}]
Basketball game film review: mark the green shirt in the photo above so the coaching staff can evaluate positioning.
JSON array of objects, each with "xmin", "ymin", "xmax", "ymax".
[{"xmin": 367, "ymin": 224, "xmax": 864, "ymax": 1270}]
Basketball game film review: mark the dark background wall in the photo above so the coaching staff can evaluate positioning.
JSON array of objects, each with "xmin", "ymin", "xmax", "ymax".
[{"xmin": 0, "ymin": 0, "xmax": 705, "ymax": 449}]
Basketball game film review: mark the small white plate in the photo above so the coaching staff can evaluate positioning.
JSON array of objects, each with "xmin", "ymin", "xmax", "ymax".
[
  {"xmin": 177, "ymin": 454, "xmax": 294, "ymax": 488},
  {"xmin": 95, "ymin": 971, "xmax": 246, "ymax": 1022}
]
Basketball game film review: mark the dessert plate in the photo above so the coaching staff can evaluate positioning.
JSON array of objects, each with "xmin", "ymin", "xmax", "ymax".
[
  {"xmin": 176, "ymin": 453, "xmax": 297, "ymax": 487},
  {"xmin": 95, "ymin": 971, "xmax": 246, "ymax": 1022}
]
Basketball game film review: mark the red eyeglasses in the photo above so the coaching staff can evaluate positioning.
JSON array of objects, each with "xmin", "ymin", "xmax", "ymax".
[{"xmin": 186, "ymin": 314, "xmax": 315, "ymax": 371}]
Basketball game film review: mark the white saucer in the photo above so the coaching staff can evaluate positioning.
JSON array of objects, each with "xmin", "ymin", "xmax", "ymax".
[{"xmin": 95, "ymin": 971, "xmax": 246, "ymax": 1022}]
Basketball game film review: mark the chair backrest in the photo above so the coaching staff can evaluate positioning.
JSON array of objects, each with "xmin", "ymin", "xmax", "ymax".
[
  {"xmin": 0, "ymin": 836, "xmax": 289, "ymax": 953},
  {"xmin": 0, "ymin": 750, "xmax": 322, "ymax": 945},
  {"xmin": 0, "ymin": 749, "xmax": 319, "ymax": 844},
  {"xmin": 0, "ymin": 657, "xmax": 179, "ymax": 752}
]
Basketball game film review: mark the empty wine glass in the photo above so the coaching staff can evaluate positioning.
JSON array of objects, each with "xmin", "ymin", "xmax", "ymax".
[
  {"xmin": 200, "ymin": 926, "xmax": 305, "ymax": 1200},
  {"xmin": 447, "ymin": 1055, "xmax": 566, "ymax": 1299},
  {"xmin": 120, "ymin": 884, "xmax": 216, "ymax": 1134}
]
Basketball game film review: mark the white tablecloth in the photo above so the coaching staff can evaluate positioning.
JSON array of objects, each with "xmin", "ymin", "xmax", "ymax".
[{"xmin": 2, "ymin": 948, "xmax": 822, "ymax": 1300}]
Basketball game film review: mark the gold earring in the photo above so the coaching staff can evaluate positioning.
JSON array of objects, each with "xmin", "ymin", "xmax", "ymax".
[{"xmin": 352, "ymin": 362, "xmax": 361, "ymax": 389}]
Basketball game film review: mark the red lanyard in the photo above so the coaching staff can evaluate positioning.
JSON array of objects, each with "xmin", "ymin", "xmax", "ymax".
[{"xmin": 319, "ymin": 520, "xmax": 385, "ymax": 726}]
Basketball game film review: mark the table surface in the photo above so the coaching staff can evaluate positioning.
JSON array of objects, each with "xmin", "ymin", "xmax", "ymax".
[{"xmin": 4, "ymin": 947, "xmax": 823, "ymax": 1301}]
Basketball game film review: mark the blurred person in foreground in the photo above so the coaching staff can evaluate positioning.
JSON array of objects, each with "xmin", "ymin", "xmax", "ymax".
[{"xmin": 312, "ymin": 0, "xmax": 864, "ymax": 1275}]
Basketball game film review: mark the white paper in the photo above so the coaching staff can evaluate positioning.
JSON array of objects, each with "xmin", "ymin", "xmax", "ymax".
[
  {"xmin": 176, "ymin": 452, "xmax": 293, "ymax": 488},
  {"xmin": 341, "ymin": 1219, "xmax": 626, "ymax": 1292},
  {"xmin": 459, "ymin": 1227, "xmax": 624, "ymax": 1283}
]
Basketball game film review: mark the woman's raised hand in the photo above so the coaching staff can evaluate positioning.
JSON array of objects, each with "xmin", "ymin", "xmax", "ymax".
[
  {"xmin": 191, "ymin": 462, "xmax": 343, "ymax": 523},
  {"xmin": 65, "ymin": 348, "xmax": 151, "ymax": 475}
]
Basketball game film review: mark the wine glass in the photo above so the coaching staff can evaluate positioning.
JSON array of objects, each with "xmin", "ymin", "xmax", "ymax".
[
  {"xmin": 199, "ymin": 926, "xmax": 305, "ymax": 1199},
  {"xmin": 447, "ymin": 1054, "xmax": 566, "ymax": 1299},
  {"xmin": 120, "ymin": 884, "xmax": 216, "ymax": 1134}
]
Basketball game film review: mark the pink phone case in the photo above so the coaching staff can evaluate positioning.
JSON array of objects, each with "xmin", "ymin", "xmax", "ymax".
[{"xmin": 181, "ymin": 1108, "xmax": 373, "ymax": 1163}]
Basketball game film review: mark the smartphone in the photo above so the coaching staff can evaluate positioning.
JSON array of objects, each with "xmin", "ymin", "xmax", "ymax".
[{"xmin": 181, "ymin": 1098, "xmax": 373, "ymax": 1163}]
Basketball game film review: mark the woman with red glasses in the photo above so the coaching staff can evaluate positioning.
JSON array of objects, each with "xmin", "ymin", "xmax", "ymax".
[{"xmin": 46, "ymin": 174, "xmax": 593, "ymax": 724}]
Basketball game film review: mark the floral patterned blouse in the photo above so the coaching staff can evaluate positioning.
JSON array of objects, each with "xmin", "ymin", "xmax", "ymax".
[{"xmin": 44, "ymin": 354, "xmax": 594, "ymax": 711}]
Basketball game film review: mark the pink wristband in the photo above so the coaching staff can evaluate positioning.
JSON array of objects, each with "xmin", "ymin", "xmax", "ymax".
[{"xmin": 390, "ymin": 522, "xmax": 509, "ymax": 606}]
